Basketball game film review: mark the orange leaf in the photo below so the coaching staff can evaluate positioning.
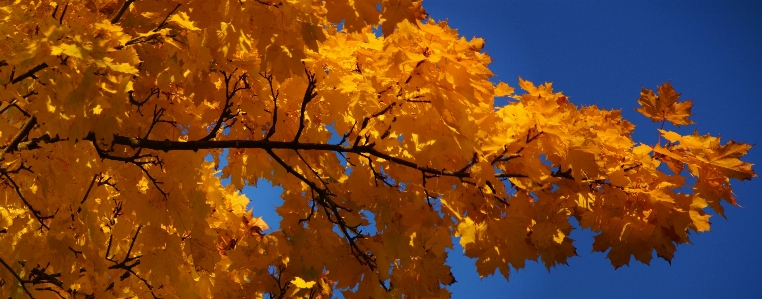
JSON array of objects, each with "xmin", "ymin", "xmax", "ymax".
[{"xmin": 636, "ymin": 82, "xmax": 694, "ymax": 126}]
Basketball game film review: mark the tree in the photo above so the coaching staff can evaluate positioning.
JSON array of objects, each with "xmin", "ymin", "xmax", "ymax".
[{"xmin": 0, "ymin": 0, "xmax": 755, "ymax": 298}]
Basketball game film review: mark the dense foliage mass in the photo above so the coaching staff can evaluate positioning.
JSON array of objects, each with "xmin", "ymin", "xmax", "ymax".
[{"xmin": 0, "ymin": 0, "xmax": 755, "ymax": 298}]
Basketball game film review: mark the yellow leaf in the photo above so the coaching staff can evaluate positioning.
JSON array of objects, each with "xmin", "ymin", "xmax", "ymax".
[
  {"xmin": 380, "ymin": 0, "xmax": 426, "ymax": 36},
  {"xmin": 103, "ymin": 60, "xmax": 139, "ymax": 74},
  {"xmin": 494, "ymin": 82, "xmax": 514, "ymax": 97},
  {"xmin": 169, "ymin": 12, "xmax": 201, "ymax": 31},
  {"xmin": 51, "ymin": 43, "xmax": 88, "ymax": 60},
  {"xmin": 0, "ymin": 207, "xmax": 12, "ymax": 228},
  {"xmin": 656, "ymin": 131, "xmax": 756, "ymax": 181},
  {"xmin": 291, "ymin": 277, "xmax": 316, "ymax": 289},
  {"xmin": 456, "ymin": 217, "xmax": 484, "ymax": 247}
]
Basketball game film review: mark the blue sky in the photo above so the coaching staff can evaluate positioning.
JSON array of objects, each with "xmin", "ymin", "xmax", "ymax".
[{"xmin": 244, "ymin": 1, "xmax": 762, "ymax": 298}]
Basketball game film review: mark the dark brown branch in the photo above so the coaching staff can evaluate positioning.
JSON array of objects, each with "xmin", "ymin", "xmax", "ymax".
[
  {"xmin": 68, "ymin": 247, "xmax": 83, "ymax": 258},
  {"xmin": 110, "ymin": 0, "xmax": 136, "ymax": 24},
  {"xmin": 1, "ymin": 115, "xmax": 37, "ymax": 159},
  {"xmin": 58, "ymin": 2, "xmax": 69, "ymax": 24},
  {"xmin": 199, "ymin": 69, "xmax": 247, "ymax": 141},
  {"xmin": 491, "ymin": 129, "xmax": 544, "ymax": 165},
  {"xmin": 266, "ymin": 149, "xmax": 375, "ymax": 269},
  {"xmin": 116, "ymin": 34, "xmax": 161, "ymax": 50},
  {"xmin": 361, "ymin": 153, "xmax": 394, "ymax": 188},
  {"xmin": 26, "ymin": 264, "xmax": 64, "ymax": 289},
  {"xmin": 484, "ymin": 180, "xmax": 509, "ymax": 206},
  {"xmin": 21, "ymin": 131, "xmax": 589, "ymax": 189},
  {"xmin": 262, "ymin": 72, "xmax": 280, "ymax": 140},
  {"xmin": 293, "ymin": 68, "xmax": 318, "ymax": 143},
  {"xmin": 492, "ymin": 153, "xmax": 522, "ymax": 164},
  {"xmin": 337, "ymin": 121, "xmax": 356, "ymax": 145},
  {"xmin": 266, "ymin": 149, "xmax": 323, "ymax": 199},
  {"xmin": 21, "ymin": 90, "xmax": 38, "ymax": 99},
  {"xmin": 106, "ymin": 225, "xmax": 152, "ymax": 290},
  {"xmin": 0, "ymin": 100, "xmax": 18, "ymax": 115},
  {"xmin": 457, "ymin": 153, "xmax": 479, "ymax": 173},
  {"xmin": 270, "ymin": 265, "xmax": 289, "ymax": 299},
  {"xmin": 10, "ymin": 63, "xmax": 48, "ymax": 85},
  {"xmin": 623, "ymin": 162, "xmax": 642, "ymax": 172},
  {"xmin": 80, "ymin": 175, "xmax": 100, "ymax": 204},
  {"xmin": 114, "ymin": 3, "xmax": 181, "ymax": 50},
  {"xmin": 496, "ymin": 173, "xmax": 529, "ymax": 180},
  {"xmin": 299, "ymin": 191, "xmax": 318, "ymax": 224},
  {"xmin": 107, "ymin": 135, "xmax": 470, "ymax": 178},
  {"xmin": 404, "ymin": 94, "xmax": 431, "ymax": 103},
  {"xmin": 85, "ymin": 105, "xmax": 174, "ymax": 197},
  {"xmin": 128, "ymin": 88, "xmax": 160, "ymax": 115},
  {"xmin": 0, "ymin": 102, "xmax": 32, "ymax": 118},
  {"xmin": 354, "ymin": 102, "xmax": 397, "ymax": 147},
  {"xmin": 153, "ymin": 3, "xmax": 181, "ymax": 32},
  {"xmin": 6, "ymin": 134, "xmax": 61, "ymax": 152},
  {"xmin": 0, "ymin": 257, "xmax": 35, "ymax": 298},
  {"xmin": 0, "ymin": 172, "xmax": 53, "ymax": 229},
  {"xmin": 51, "ymin": 4, "xmax": 59, "ymax": 18},
  {"xmin": 293, "ymin": 150, "xmax": 329, "ymax": 189},
  {"xmin": 404, "ymin": 60, "xmax": 425, "ymax": 84},
  {"xmin": 95, "ymin": 149, "xmax": 168, "ymax": 198}
]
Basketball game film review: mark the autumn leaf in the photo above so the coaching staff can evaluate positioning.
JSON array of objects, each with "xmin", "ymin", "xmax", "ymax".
[
  {"xmin": 656, "ymin": 130, "xmax": 756, "ymax": 181},
  {"xmin": 636, "ymin": 82, "xmax": 694, "ymax": 126},
  {"xmin": 494, "ymin": 82, "xmax": 514, "ymax": 97},
  {"xmin": 169, "ymin": 11, "xmax": 200, "ymax": 31},
  {"xmin": 291, "ymin": 277, "xmax": 317, "ymax": 289}
]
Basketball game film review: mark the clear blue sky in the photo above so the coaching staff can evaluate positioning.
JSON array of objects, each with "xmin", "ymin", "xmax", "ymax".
[{"xmin": 244, "ymin": 1, "xmax": 762, "ymax": 298}]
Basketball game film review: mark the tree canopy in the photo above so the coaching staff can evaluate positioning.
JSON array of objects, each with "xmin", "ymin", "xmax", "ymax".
[{"xmin": 0, "ymin": 0, "xmax": 755, "ymax": 298}]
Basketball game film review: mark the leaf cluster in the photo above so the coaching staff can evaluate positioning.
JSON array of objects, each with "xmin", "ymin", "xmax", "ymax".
[{"xmin": 0, "ymin": 1, "xmax": 754, "ymax": 298}]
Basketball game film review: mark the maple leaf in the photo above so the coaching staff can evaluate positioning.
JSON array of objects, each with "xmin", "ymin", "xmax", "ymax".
[
  {"xmin": 494, "ymin": 81, "xmax": 515, "ymax": 97},
  {"xmin": 656, "ymin": 130, "xmax": 756, "ymax": 181},
  {"xmin": 636, "ymin": 82, "xmax": 694, "ymax": 126},
  {"xmin": 380, "ymin": 0, "xmax": 427, "ymax": 36}
]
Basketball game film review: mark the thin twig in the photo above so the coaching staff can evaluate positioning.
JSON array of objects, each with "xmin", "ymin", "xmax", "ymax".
[
  {"xmin": 58, "ymin": 2, "xmax": 69, "ymax": 24},
  {"xmin": 1, "ymin": 115, "xmax": 37, "ymax": 160},
  {"xmin": 262, "ymin": 72, "xmax": 279, "ymax": 140},
  {"xmin": 80, "ymin": 175, "xmax": 100, "ymax": 204},
  {"xmin": 0, "ymin": 257, "xmax": 35, "ymax": 298},
  {"xmin": 0, "ymin": 172, "xmax": 53, "ymax": 229},
  {"xmin": 293, "ymin": 68, "xmax": 318, "ymax": 143},
  {"xmin": 10, "ymin": 63, "xmax": 48, "ymax": 85},
  {"xmin": 153, "ymin": 4, "xmax": 181, "ymax": 32},
  {"xmin": 110, "ymin": 0, "xmax": 136, "ymax": 24}
]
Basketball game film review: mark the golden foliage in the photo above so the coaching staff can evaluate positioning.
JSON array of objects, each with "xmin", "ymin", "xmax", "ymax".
[{"xmin": 0, "ymin": 0, "xmax": 754, "ymax": 298}]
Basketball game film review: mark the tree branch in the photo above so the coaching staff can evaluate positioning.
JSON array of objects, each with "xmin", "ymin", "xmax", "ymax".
[
  {"xmin": 110, "ymin": 0, "xmax": 136, "ymax": 24},
  {"xmin": 0, "ymin": 257, "xmax": 35, "ymax": 298},
  {"xmin": 266, "ymin": 149, "xmax": 375, "ymax": 269},
  {"xmin": 107, "ymin": 135, "xmax": 470, "ymax": 178},
  {"xmin": 80, "ymin": 175, "xmax": 100, "ymax": 204},
  {"xmin": 10, "ymin": 63, "xmax": 48, "ymax": 85},
  {"xmin": 261, "ymin": 72, "xmax": 279, "ymax": 140},
  {"xmin": 128, "ymin": 88, "xmax": 160, "ymax": 115},
  {"xmin": 105, "ymin": 225, "xmax": 152, "ymax": 290},
  {"xmin": 153, "ymin": 3, "xmax": 181, "ymax": 32},
  {"xmin": 0, "ymin": 171, "xmax": 53, "ymax": 229},
  {"xmin": 114, "ymin": 3, "xmax": 182, "ymax": 50},
  {"xmin": 58, "ymin": 2, "xmax": 69, "ymax": 24},
  {"xmin": 199, "ymin": 69, "xmax": 248, "ymax": 141},
  {"xmin": 293, "ymin": 68, "xmax": 318, "ymax": 143},
  {"xmin": 0, "ymin": 115, "xmax": 37, "ymax": 160}
]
